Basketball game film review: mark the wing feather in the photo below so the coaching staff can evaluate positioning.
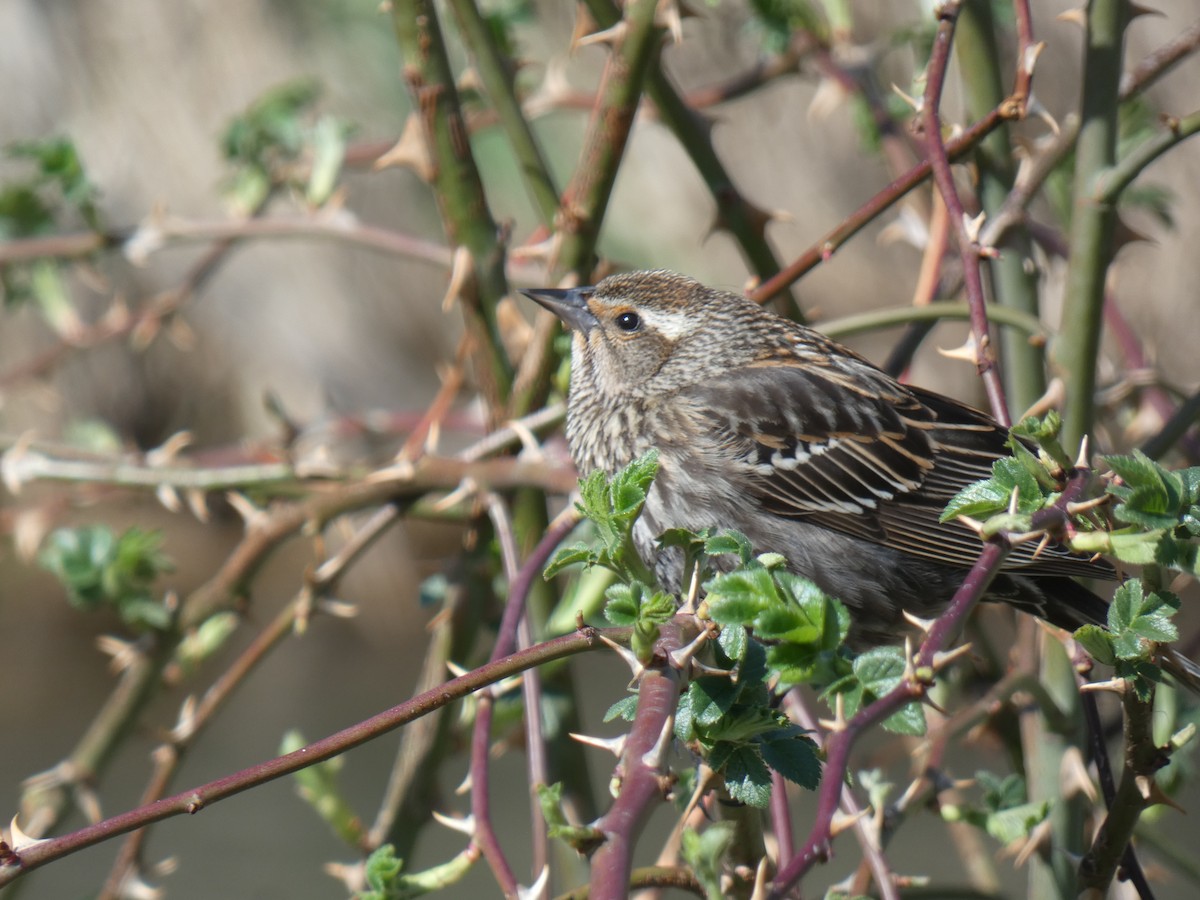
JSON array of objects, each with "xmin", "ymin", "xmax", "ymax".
[{"xmin": 680, "ymin": 358, "xmax": 1113, "ymax": 579}]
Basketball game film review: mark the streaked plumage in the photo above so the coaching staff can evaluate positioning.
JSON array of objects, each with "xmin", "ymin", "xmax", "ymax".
[{"xmin": 524, "ymin": 271, "xmax": 1116, "ymax": 646}]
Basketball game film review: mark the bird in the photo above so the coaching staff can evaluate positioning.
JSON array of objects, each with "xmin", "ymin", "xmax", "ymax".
[{"xmin": 521, "ymin": 270, "xmax": 1197, "ymax": 685}]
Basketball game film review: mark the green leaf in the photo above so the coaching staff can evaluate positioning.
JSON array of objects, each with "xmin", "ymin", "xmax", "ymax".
[
  {"xmin": 680, "ymin": 822, "xmax": 735, "ymax": 900},
  {"xmin": 1106, "ymin": 450, "xmax": 1186, "ymax": 529},
  {"xmin": 940, "ymin": 456, "xmax": 1045, "ymax": 523},
  {"xmin": 714, "ymin": 743, "xmax": 773, "ymax": 807},
  {"xmin": 759, "ymin": 728, "xmax": 821, "ymax": 789},
  {"xmin": 1074, "ymin": 624, "xmax": 1117, "ymax": 666},
  {"xmin": 717, "ymin": 623, "xmax": 748, "ymax": 661},
  {"xmin": 687, "ymin": 677, "xmax": 741, "ymax": 727},
  {"xmin": 543, "ymin": 543, "xmax": 596, "ymax": 579},
  {"xmin": 603, "ymin": 694, "xmax": 638, "ymax": 723},
  {"xmin": 704, "ymin": 567, "xmax": 779, "ymax": 624},
  {"xmin": 603, "ymin": 582, "xmax": 640, "ymax": 626},
  {"xmin": 704, "ymin": 530, "xmax": 754, "ymax": 564}
]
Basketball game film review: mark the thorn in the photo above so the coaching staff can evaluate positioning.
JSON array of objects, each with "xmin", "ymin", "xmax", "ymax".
[
  {"xmin": 445, "ymin": 660, "xmax": 469, "ymax": 678},
  {"xmin": 156, "ymin": 483, "xmax": 182, "ymax": 513},
  {"xmin": 1075, "ymin": 435, "xmax": 1091, "ymax": 469},
  {"xmin": 1022, "ymin": 41, "xmax": 1046, "ymax": 78},
  {"xmin": 954, "ymin": 514, "xmax": 986, "ymax": 536},
  {"xmin": 518, "ymin": 866, "xmax": 551, "ymax": 900},
  {"xmin": 819, "ymin": 692, "xmax": 849, "ymax": 733},
  {"xmin": 656, "ymin": 0, "xmax": 684, "ymax": 44},
  {"xmin": 902, "ymin": 610, "xmax": 938, "ymax": 634},
  {"xmin": 431, "ymin": 810, "xmax": 476, "ymax": 835},
  {"xmin": 225, "ymin": 491, "xmax": 269, "ymax": 532},
  {"xmin": 750, "ymin": 856, "xmax": 770, "ymax": 900},
  {"xmin": 963, "ymin": 209, "xmax": 987, "ymax": 244},
  {"xmin": 185, "ymin": 488, "xmax": 210, "ymax": 523},
  {"xmin": 1028, "ymin": 95, "xmax": 1062, "ymax": 135},
  {"xmin": 1030, "ymin": 531, "xmax": 1053, "ymax": 561},
  {"xmin": 430, "ymin": 477, "xmax": 479, "ymax": 512},
  {"xmin": 169, "ymin": 695, "xmax": 199, "ymax": 743},
  {"xmin": 1078, "ymin": 678, "xmax": 1127, "ymax": 695},
  {"xmin": 668, "ymin": 628, "xmax": 712, "ymax": 671},
  {"xmin": 1066, "ymin": 496, "xmax": 1109, "ymax": 516},
  {"xmin": 454, "ymin": 770, "xmax": 473, "ymax": 796},
  {"xmin": 1008, "ymin": 484, "xmax": 1020, "ymax": 516},
  {"xmin": 1136, "ymin": 774, "xmax": 1186, "ymax": 812},
  {"xmin": 574, "ymin": 21, "xmax": 626, "ymax": 50},
  {"xmin": 373, "ymin": 114, "xmax": 434, "ymax": 180},
  {"xmin": 1012, "ymin": 817, "xmax": 1052, "ymax": 867},
  {"xmin": 829, "ymin": 807, "xmax": 870, "ymax": 838},
  {"xmin": 146, "ymin": 431, "xmax": 193, "ymax": 467},
  {"xmin": 680, "ymin": 559, "xmax": 703, "ymax": 614},
  {"xmin": 1060, "ymin": 746, "xmax": 1098, "ymax": 803},
  {"xmin": 1055, "ymin": 6, "xmax": 1087, "ymax": 28},
  {"xmin": 570, "ymin": 732, "xmax": 627, "ymax": 757},
  {"xmin": 937, "ymin": 336, "xmax": 981, "ymax": 366},
  {"xmin": 598, "ymin": 633, "xmax": 645, "ymax": 678},
  {"xmin": 903, "ymin": 636, "xmax": 917, "ymax": 682},
  {"xmin": 932, "ymin": 643, "xmax": 974, "ymax": 672},
  {"xmin": 8, "ymin": 816, "xmax": 48, "ymax": 853},
  {"xmin": 641, "ymin": 714, "xmax": 676, "ymax": 771},
  {"xmin": 808, "ymin": 76, "xmax": 848, "ymax": 121},
  {"xmin": 690, "ymin": 659, "xmax": 736, "ymax": 678},
  {"xmin": 441, "ymin": 246, "xmax": 474, "ymax": 312},
  {"xmin": 1128, "ymin": 2, "xmax": 1165, "ymax": 20},
  {"xmin": 890, "ymin": 83, "xmax": 923, "ymax": 113}
]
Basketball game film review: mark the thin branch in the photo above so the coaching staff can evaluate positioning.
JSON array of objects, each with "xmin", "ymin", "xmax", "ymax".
[
  {"xmin": 748, "ymin": 106, "xmax": 1017, "ymax": 305},
  {"xmin": 0, "ymin": 627, "xmax": 625, "ymax": 886},
  {"xmin": 1055, "ymin": 0, "xmax": 1128, "ymax": 451},
  {"xmin": 922, "ymin": 0, "xmax": 1010, "ymax": 425}
]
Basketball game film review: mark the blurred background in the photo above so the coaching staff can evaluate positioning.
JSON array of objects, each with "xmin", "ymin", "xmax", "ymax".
[{"xmin": 2, "ymin": 0, "xmax": 1199, "ymax": 896}]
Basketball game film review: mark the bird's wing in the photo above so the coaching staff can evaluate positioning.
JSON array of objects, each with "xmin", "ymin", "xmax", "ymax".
[{"xmin": 680, "ymin": 355, "xmax": 1109, "ymax": 578}]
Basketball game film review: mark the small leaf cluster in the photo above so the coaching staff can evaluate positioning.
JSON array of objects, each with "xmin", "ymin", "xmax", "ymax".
[
  {"xmin": 825, "ymin": 647, "xmax": 926, "ymax": 736},
  {"xmin": 1, "ymin": 137, "xmax": 100, "ymax": 315},
  {"xmin": 39, "ymin": 525, "xmax": 175, "ymax": 631},
  {"xmin": 943, "ymin": 771, "xmax": 1049, "ymax": 846},
  {"xmin": 546, "ymin": 452, "xmax": 671, "ymax": 660},
  {"xmin": 675, "ymin": 639, "xmax": 821, "ymax": 806},
  {"xmin": 1098, "ymin": 449, "xmax": 1200, "ymax": 574},
  {"xmin": 1074, "ymin": 579, "xmax": 1180, "ymax": 700},
  {"xmin": 356, "ymin": 844, "xmax": 475, "ymax": 900},
  {"xmin": 221, "ymin": 79, "xmax": 351, "ymax": 212},
  {"xmin": 703, "ymin": 549, "xmax": 850, "ymax": 689}
]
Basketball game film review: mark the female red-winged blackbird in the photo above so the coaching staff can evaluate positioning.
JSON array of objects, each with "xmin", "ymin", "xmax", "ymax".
[{"xmin": 523, "ymin": 270, "xmax": 1197, "ymax": 686}]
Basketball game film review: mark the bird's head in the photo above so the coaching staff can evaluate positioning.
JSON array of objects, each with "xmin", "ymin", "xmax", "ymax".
[{"xmin": 521, "ymin": 270, "xmax": 775, "ymax": 398}]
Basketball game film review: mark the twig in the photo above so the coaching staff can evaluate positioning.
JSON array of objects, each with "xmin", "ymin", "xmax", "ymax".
[
  {"xmin": 921, "ymin": 0, "xmax": 1010, "ymax": 425},
  {"xmin": 748, "ymin": 106, "xmax": 1016, "ymax": 305},
  {"xmin": 0, "ymin": 627, "xmax": 625, "ymax": 886}
]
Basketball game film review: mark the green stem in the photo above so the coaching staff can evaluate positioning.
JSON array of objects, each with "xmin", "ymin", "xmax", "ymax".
[
  {"xmin": 391, "ymin": 0, "xmax": 513, "ymax": 409},
  {"xmin": 1055, "ymin": 0, "xmax": 1129, "ymax": 452},
  {"xmin": 1097, "ymin": 108, "xmax": 1200, "ymax": 204},
  {"xmin": 445, "ymin": 0, "xmax": 560, "ymax": 227},
  {"xmin": 817, "ymin": 300, "xmax": 1046, "ymax": 342},
  {"xmin": 557, "ymin": 0, "xmax": 663, "ymax": 278}
]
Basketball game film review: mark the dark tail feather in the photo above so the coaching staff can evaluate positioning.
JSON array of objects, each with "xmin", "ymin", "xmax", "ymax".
[{"xmin": 1037, "ymin": 577, "xmax": 1200, "ymax": 695}]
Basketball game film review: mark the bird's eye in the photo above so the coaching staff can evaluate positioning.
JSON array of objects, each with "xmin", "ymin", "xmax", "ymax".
[{"xmin": 615, "ymin": 311, "xmax": 642, "ymax": 332}]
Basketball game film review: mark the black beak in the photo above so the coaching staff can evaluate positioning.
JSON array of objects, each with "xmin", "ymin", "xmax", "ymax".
[{"xmin": 520, "ymin": 287, "xmax": 598, "ymax": 334}]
